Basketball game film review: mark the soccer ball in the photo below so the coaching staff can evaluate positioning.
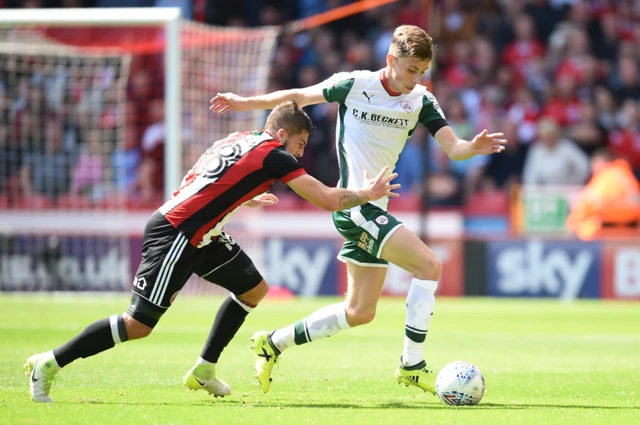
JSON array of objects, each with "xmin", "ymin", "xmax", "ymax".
[{"xmin": 435, "ymin": 361, "xmax": 485, "ymax": 406}]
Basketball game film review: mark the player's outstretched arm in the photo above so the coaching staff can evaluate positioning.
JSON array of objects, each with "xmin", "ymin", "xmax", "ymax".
[
  {"xmin": 210, "ymin": 83, "xmax": 327, "ymax": 114},
  {"xmin": 286, "ymin": 167, "xmax": 400, "ymax": 212},
  {"xmin": 434, "ymin": 126, "xmax": 507, "ymax": 161}
]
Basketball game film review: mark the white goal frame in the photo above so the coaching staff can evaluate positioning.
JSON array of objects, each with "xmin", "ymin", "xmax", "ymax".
[{"xmin": 0, "ymin": 8, "xmax": 183, "ymax": 199}]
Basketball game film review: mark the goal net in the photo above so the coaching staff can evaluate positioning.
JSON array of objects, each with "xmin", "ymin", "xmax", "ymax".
[{"xmin": 0, "ymin": 9, "xmax": 278, "ymax": 294}]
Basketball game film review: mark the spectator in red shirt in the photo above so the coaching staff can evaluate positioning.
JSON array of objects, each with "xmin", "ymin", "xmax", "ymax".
[
  {"xmin": 507, "ymin": 86, "xmax": 540, "ymax": 144},
  {"xmin": 553, "ymin": 28, "xmax": 592, "ymax": 86},
  {"xmin": 442, "ymin": 40, "xmax": 473, "ymax": 89},
  {"xmin": 501, "ymin": 13, "xmax": 546, "ymax": 85},
  {"xmin": 542, "ymin": 72, "xmax": 583, "ymax": 127},
  {"xmin": 608, "ymin": 100, "xmax": 640, "ymax": 175}
]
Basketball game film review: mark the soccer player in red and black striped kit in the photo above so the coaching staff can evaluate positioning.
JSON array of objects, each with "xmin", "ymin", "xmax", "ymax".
[{"xmin": 24, "ymin": 101, "xmax": 400, "ymax": 403}]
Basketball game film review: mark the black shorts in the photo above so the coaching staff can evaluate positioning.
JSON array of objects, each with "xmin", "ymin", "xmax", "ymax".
[{"xmin": 126, "ymin": 210, "xmax": 263, "ymax": 327}]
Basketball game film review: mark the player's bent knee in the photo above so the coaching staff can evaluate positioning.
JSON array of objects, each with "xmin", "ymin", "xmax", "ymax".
[
  {"xmin": 345, "ymin": 306, "xmax": 376, "ymax": 327},
  {"xmin": 122, "ymin": 312, "xmax": 153, "ymax": 340},
  {"xmin": 125, "ymin": 293, "xmax": 167, "ymax": 330},
  {"xmin": 428, "ymin": 256, "xmax": 443, "ymax": 277},
  {"xmin": 414, "ymin": 253, "xmax": 443, "ymax": 280},
  {"xmin": 236, "ymin": 279, "xmax": 268, "ymax": 306}
]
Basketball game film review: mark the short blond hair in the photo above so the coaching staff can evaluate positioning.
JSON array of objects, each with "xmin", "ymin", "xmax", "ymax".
[{"xmin": 389, "ymin": 25, "xmax": 436, "ymax": 61}]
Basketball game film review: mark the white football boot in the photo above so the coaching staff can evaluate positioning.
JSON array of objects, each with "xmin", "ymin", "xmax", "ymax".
[
  {"xmin": 24, "ymin": 352, "xmax": 60, "ymax": 403},
  {"xmin": 183, "ymin": 364, "xmax": 232, "ymax": 397}
]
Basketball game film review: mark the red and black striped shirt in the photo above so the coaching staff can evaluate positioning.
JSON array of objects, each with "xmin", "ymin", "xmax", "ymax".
[{"xmin": 159, "ymin": 131, "xmax": 306, "ymax": 247}]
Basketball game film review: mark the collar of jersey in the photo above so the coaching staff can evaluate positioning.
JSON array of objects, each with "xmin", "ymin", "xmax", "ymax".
[{"xmin": 379, "ymin": 70, "xmax": 402, "ymax": 97}]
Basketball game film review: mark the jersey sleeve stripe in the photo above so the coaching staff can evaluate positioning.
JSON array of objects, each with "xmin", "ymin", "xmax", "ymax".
[
  {"xmin": 323, "ymin": 77, "xmax": 355, "ymax": 103},
  {"xmin": 280, "ymin": 168, "xmax": 307, "ymax": 184},
  {"xmin": 425, "ymin": 118, "xmax": 448, "ymax": 137}
]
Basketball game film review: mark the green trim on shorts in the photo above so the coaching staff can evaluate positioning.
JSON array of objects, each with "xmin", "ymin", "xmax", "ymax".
[
  {"xmin": 332, "ymin": 203, "xmax": 403, "ymax": 266},
  {"xmin": 336, "ymin": 255, "xmax": 389, "ymax": 268}
]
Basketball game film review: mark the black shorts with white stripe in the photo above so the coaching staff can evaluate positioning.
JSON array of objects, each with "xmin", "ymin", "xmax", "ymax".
[{"xmin": 126, "ymin": 210, "xmax": 263, "ymax": 328}]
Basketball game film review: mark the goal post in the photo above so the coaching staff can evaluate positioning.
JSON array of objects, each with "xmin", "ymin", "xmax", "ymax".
[
  {"xmin": 0, "ymin": 8, "xmax": 279, "ymax": 292},
  {"xmin": 0, "ymin": 7, "xmax": 183, "ymax": 198}
]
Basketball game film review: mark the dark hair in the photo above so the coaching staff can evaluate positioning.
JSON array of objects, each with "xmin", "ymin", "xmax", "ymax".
[{"xmin": 264, "ymin": 101, "xmax": 313, "ymax": 136}]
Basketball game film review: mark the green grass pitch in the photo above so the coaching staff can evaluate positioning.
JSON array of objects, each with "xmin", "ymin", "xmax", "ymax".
[{"xmin": 1, "ymin": 294, "xmax": 639, "ymax": 425}]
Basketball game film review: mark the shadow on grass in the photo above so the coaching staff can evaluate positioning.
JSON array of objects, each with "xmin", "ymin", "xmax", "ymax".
[
  {"xmin": 377, "ymin": 402, "xmax": 638, "ymax": 411},
  {"xmin": 262, "ymin": 402, "xmax": 638, "ymax": 411},
  {"xmin": 58, "ymin": 399, "xmax": 638, "ymax": 411}
]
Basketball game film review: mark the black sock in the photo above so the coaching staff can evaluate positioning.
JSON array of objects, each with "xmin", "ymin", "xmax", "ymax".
[
  {"xmin": 53, "ymin": 315, "xmax": 128, "ymax": 367},
  {"xmin": 200, "ymin": 295, "xmax": 251, "ymax": 363}
]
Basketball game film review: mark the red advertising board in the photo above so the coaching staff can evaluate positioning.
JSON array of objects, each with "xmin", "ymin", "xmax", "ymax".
[{"xmin": 602, "ymin": 242, "xmax": 640, "ymax": 299}]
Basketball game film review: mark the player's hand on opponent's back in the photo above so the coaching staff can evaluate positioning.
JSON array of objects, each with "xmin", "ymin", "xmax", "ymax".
[
  {"xmin": 210, "ymin": 93, "xmax": 248, "ymax": 114},
  {"xmin": 362, "ymin": 166, "xmax": 401, "ymax": 201},
  {"xmin": 470, "ymin": 129, "xmax": 508, "ymax": 155},
  {"xmin": 244, "ymin": 193, "xmax": 279, "ymax": 208}
]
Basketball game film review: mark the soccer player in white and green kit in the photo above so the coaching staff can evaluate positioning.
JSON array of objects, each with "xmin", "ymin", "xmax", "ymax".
[{"xmin": 211, "ymin": 25, "xmax": 507, "ymax": 395}]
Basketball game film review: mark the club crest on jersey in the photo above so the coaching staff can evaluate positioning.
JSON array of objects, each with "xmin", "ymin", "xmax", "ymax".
[
  {"xmin": 400, "ymin": 101, "xmax": 413, "ymax": 113},
  {"xmin": 376, "ymin": 216, "xmax": 389, "ymax": 225}
]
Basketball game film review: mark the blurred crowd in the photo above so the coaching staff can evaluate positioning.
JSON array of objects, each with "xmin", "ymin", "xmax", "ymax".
[
  {"xmin": 1, "ymin": 0, "xmax": 640, "ymax": 211},
  {"xmin": 0, "ymin": 51, "xmax": 163, "ymax": 207}
]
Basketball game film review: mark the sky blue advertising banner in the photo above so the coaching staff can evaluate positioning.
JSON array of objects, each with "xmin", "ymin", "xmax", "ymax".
[
  {"xmin": 0, "ymin": 235, "xmax": 341, "ymax": 296},
  {"xmin": 264, "ymin": 238, "xmax": 339, "ymax": 296},
  {"xmin": 487, "ymin": 240, "xmax": 601, "ymax": 299},
  {"xmin": 0, "ymin": 235, "xmax": 136, "ymax": 291}
]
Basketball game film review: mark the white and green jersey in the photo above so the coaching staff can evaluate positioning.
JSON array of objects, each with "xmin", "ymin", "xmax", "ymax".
[{"xmin": 322, "ymin": 70, "xmax": 448, "ymax": 211}]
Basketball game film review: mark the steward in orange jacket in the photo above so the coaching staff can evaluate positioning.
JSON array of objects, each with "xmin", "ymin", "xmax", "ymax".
[{"xmin": 566, "ymin": 150, "xmax": 640, "ymax": 240}]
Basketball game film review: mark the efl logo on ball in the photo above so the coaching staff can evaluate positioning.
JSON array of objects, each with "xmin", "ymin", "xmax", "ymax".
[{"xmin": 435, "ymin": 361, "xmax": 485, "ymax": 406}]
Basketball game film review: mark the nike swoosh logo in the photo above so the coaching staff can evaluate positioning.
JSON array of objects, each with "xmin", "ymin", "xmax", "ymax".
[
  {"xmin": 194, "ymin": 377, "xmax": 205, "ymax": 386},
  {"xmin": 31, "ymin": 359, "xmax": 39, "ymax": 383}
]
